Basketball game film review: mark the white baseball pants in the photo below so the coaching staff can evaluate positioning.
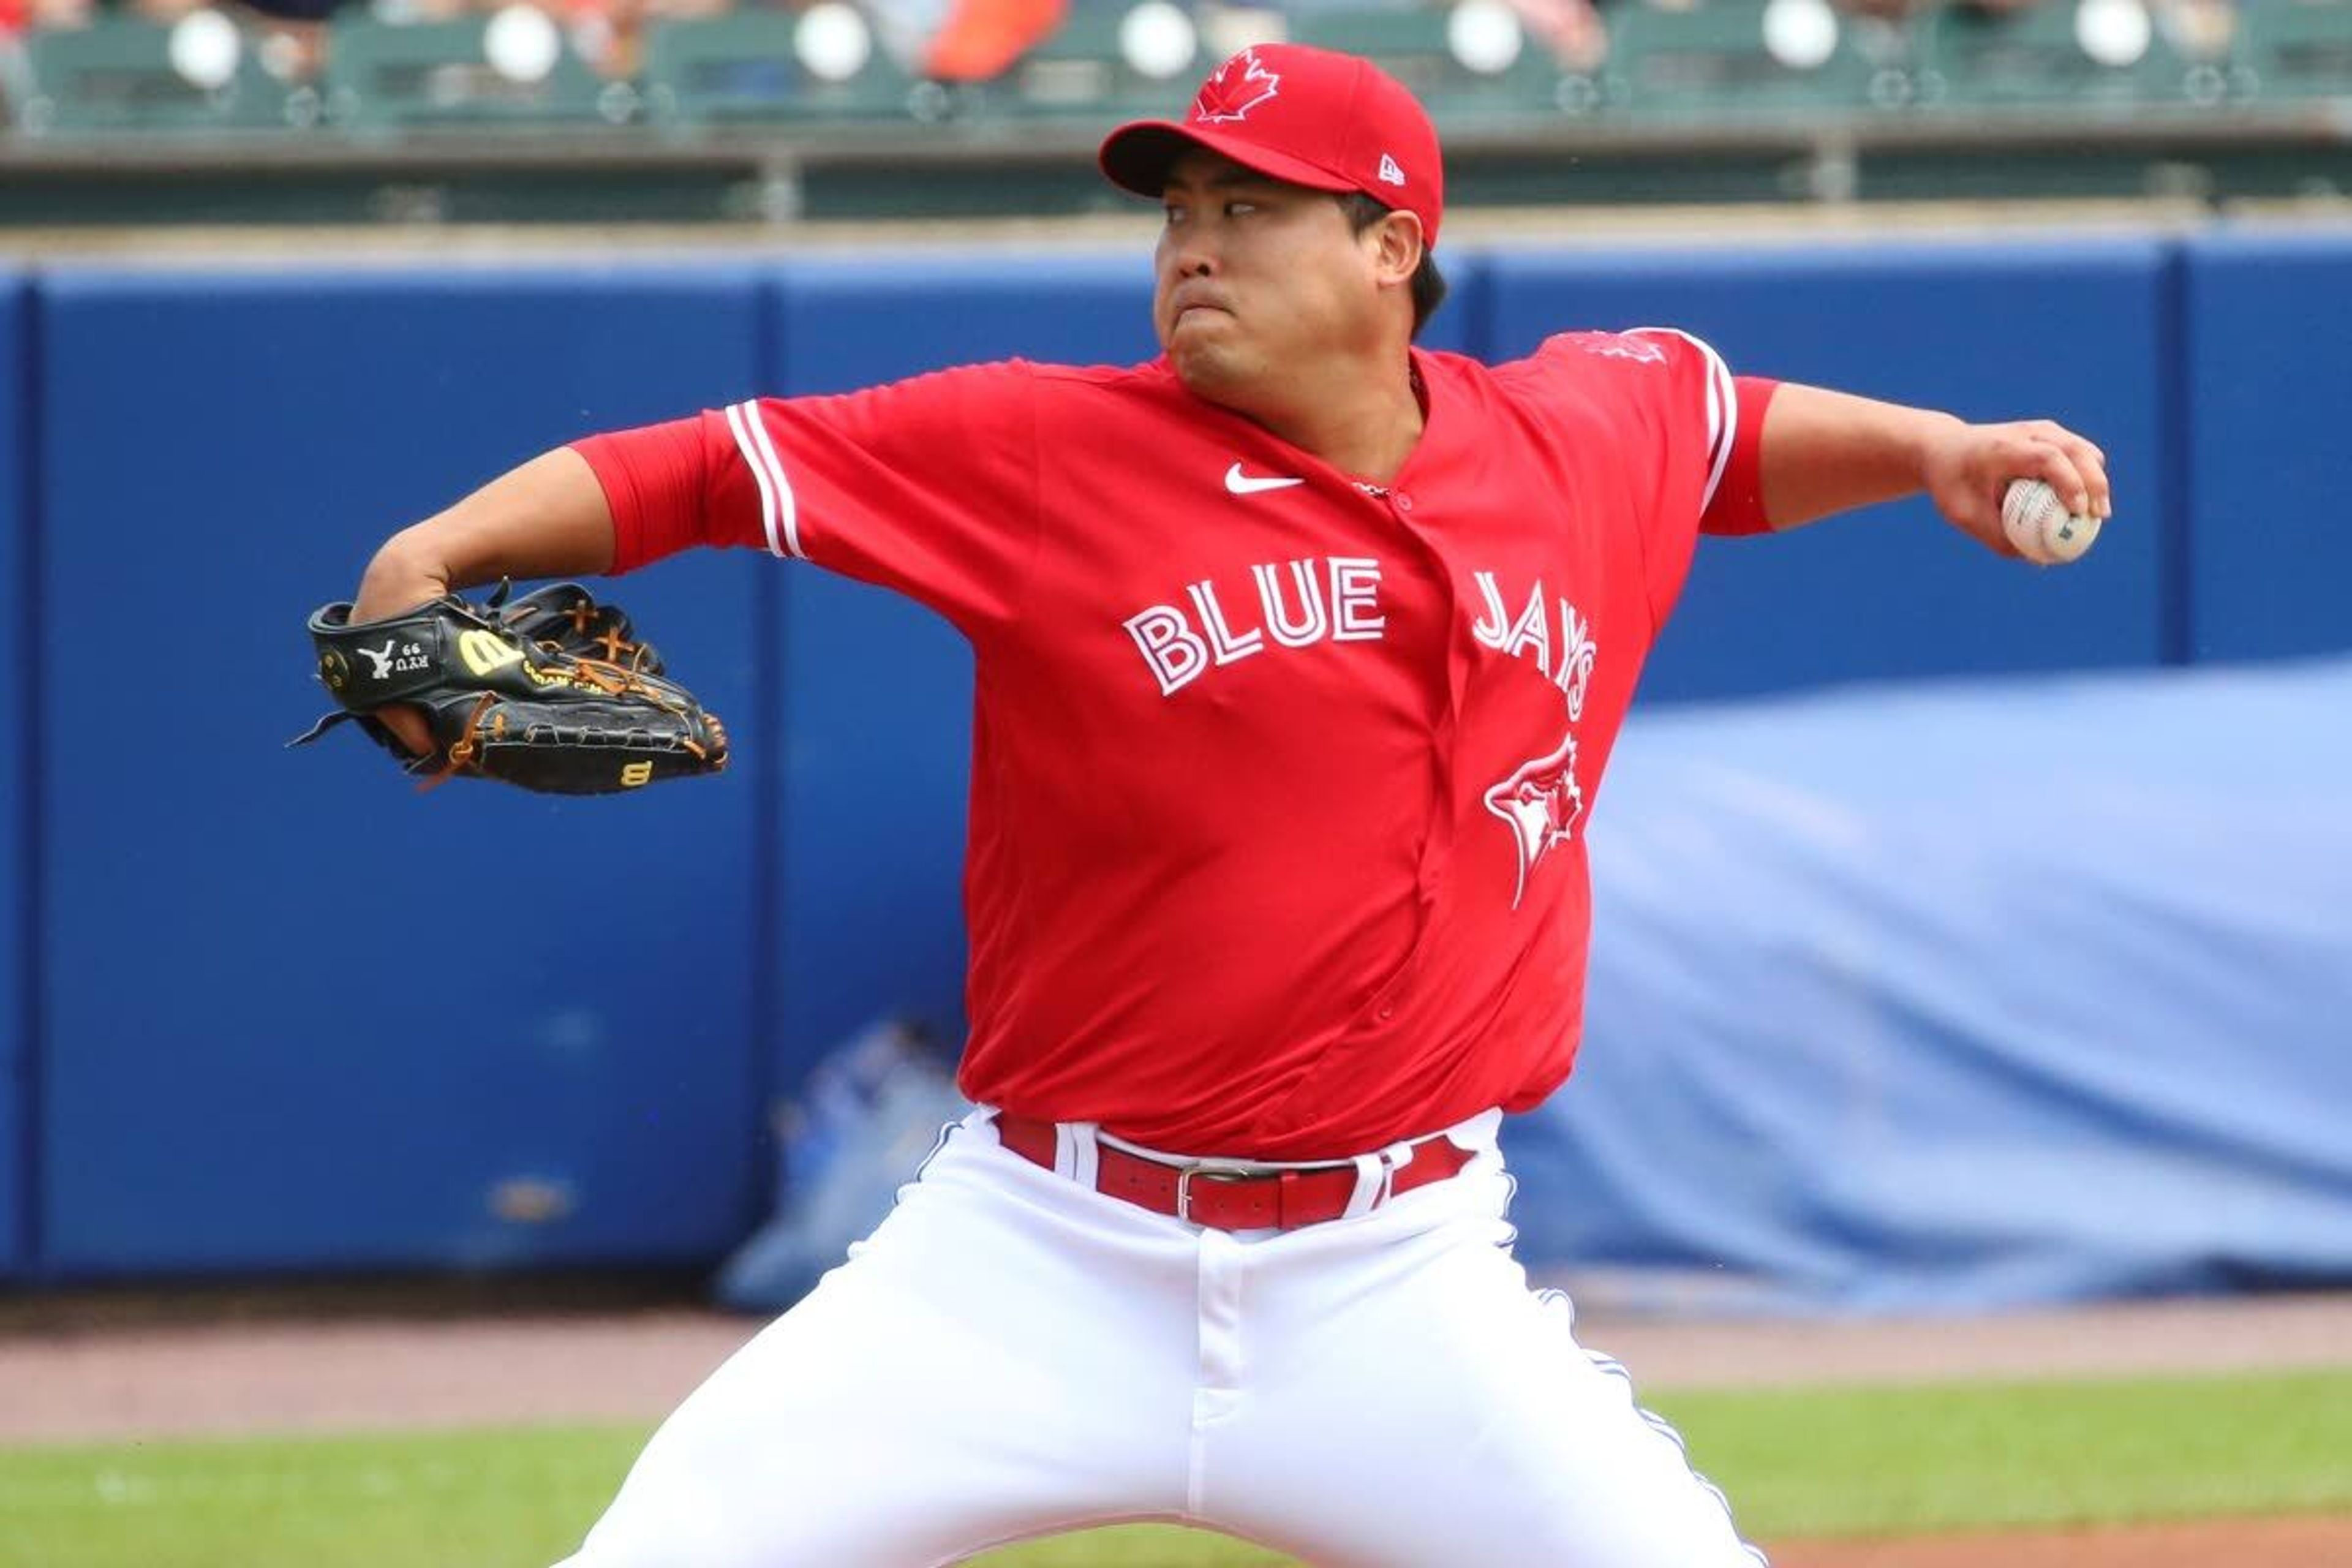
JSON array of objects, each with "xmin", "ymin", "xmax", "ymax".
[{"xmin": 556, "ymin": 1108, "xmax": 1766, "ymax": 1568}]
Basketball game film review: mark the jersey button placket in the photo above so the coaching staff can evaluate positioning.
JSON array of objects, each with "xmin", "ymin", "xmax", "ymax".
[
  {"xmin": 1388, "ymin": 481, "xmax": 1457, "ymax": 1039},
  {"xmin": 1365, "ymin": 954, "xmax": 1415, "ymax": 1028}
]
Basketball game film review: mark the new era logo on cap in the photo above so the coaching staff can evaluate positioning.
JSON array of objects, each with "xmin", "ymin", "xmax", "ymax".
[{"xmin": 1097, "ymin": 43, "xmax": 1446, "ymax": 248}]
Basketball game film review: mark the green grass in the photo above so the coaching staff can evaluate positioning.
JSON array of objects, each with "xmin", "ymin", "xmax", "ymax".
[
  {"xmin": 2, "ymin": 1371, "xmax": 2346, "ymax": 1567},
  {"xmin": 1657, "ymin": 1371, "xmax": 2352, "ymax": 1540},
  {"xmin": 0, "ymin": 1425, "xmax": 649, "ymax": 1568}
]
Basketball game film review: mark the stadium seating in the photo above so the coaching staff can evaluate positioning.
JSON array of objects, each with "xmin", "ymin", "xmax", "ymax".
[
  {"xmin": 323, "ymin": 15, "xmax": 620, "ymax": 132},
  {"xmin": 13, "ymin": 15, "xmax": 289, "ymax": 135},
  {"xmin": 984, "ymin": 2, "xmax": 1199, "ymax": 119},
  {"xmin": 1914, "ymin": 0, "xmax": 2205, "ymax": 110},
  {"xmin": 2227, "ymin": 0, "xmax": 2352, "ymax": 101},
  {"xmin": 1600, "ymin": 0, "xmax": 1901, "ymax": 119},
  {"xmin": 1286, "ymin": 4, "xmax": 1572, "ymax": 119},
  {"xmin": 641, "ymin": 10, "xmax": 937, "ymax": 127},
  {"xmin": 9, "ymin": 0, "xmax": 2350, "ymax": 153}
]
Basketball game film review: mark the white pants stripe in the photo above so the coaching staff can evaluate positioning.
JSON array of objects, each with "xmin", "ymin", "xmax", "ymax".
[{"xmin": 557, "ymin": 1108, "xmax": 1765, "ymax": 1568}]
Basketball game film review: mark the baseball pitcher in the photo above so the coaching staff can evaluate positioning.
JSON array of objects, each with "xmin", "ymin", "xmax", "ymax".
[{"xmin": 326, "ymin": 44, "xmax": 2112, "ymax": 1568}]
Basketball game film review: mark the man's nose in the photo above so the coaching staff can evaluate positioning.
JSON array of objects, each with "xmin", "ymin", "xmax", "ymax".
[{"xmin": 1164, "ymin": 225, "xmax": 1218, "ymax": 277}]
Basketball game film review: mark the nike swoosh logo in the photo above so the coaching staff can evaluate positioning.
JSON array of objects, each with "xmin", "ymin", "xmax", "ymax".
[{"xmin": 1225, "ymin": 463, "xmax": 1305, "ymax": 496}]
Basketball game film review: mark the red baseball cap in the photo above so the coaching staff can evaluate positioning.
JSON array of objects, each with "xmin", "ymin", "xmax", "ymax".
[{"xmin": 1099, "ymin": 43, "xmax": 1446, "ymax": 249}]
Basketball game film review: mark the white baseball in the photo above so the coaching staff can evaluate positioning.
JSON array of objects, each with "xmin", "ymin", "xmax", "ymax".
[{"xmin": 2000, "ymin": 478, "xmax": 2101, "ymax": 566}]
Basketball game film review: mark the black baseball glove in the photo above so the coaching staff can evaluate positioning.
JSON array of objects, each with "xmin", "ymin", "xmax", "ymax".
[{"xmin": 292, "ymin": 582, "xmax": 729, "ymax": 794}]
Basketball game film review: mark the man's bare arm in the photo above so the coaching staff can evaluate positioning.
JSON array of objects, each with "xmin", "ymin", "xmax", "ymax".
[
  {"xmin": 350, "ymin": 447, "xmax": 614, "ymax": 624},
  {"xmin": 347, "ymin": 447, "xmax": 615, "ymax": 754},
  {"xmin": 1755, "ymin": 383, "xmax": 2112, "ymax": 554}
]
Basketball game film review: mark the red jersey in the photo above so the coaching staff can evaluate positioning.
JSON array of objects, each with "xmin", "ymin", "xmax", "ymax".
[{"xmin": 576, "ymin": 333, "xmax": 1774, "ymax": 1158}]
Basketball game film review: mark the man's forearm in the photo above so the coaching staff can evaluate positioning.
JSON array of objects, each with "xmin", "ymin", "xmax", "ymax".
[
  {"xmin": 1754, "ymin": 383, "xmax": 1964, "ymax": 531},
  {"xmin": 1752, "ymin": 381, "xmax": 2111, "ymax": 559},
  {"xmin": 353, "ymin": 447, "xmax": 615, "ymax": 621}
]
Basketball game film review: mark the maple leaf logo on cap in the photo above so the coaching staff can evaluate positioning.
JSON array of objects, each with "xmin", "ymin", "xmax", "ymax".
[{"xmin": 1191, "ymin": 47, "xmax": 1280, "ymax": 124}]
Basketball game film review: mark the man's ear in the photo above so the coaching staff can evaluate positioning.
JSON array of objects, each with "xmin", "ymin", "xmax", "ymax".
[{"xmin": 1371, "ymin": 211, "xmax": 1426, "ymax": 287}]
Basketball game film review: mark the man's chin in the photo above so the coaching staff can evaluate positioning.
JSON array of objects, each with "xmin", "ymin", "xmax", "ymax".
[{"xmin": 1170, "ymin": 344, "xmax": 1259, "ymax": 407}]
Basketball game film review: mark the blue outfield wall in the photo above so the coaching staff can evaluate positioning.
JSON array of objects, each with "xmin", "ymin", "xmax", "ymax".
[
  {"xmin": 1483, "ymin": 238, "xmax": 2173, "ymax": 704},
  {"xmin": 1, "ymin": 274, "xmax": 25, "ymax": 1278},
  {"xmin": 2, "ymin": 230, "xmax": 2346, "ymax": 1287},
  {"xmin": 32, "ymin": 269, "xmax": 772, "ymax": 1278},
  {"xmin": 2180, "ymin": 229, "xmax": 2352, "ymax": 663}
]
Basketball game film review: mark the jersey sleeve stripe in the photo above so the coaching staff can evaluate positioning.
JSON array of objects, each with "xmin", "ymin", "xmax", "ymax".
[
  {"xmin": 1629, "ymin": 327, "xmax": 1740, "ymax": 513},
  {"xmin": 1700, "ymin": 344, "xmax": 1738, "ymax": 513},
  {"xmin": 723, "ymin": 401, "xmax": 786, "ymax": 559},
  {"xmin": 740, "ymin": 403, "xmax": 806, "ymax": 561}
]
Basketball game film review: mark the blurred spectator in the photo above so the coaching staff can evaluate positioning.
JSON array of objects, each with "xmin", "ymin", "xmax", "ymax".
[
  {"xmin": 1836, "ymin": 0, "xmax": 2043, "ymax": 19},
  {"xmin": 1506, "ymin": 0, "xmax": 1606, "ymax": 70},
  {"xmin": 4, "ymin": 0, "xmax": 97, "ymax": 30},
  {"xmin": 925, "ymin": 0, "xmax": 1065, "ymax": 78},
  {"xmin": 567, "ymin": 0, "xmax": 734, "ymax": 81},
  {"xmin": 2156, "ymin": 0, "xmax": 2238, "ymax": 61}
]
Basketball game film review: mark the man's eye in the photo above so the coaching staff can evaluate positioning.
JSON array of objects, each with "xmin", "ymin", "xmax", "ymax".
[{"xmin": 1226, "ymin": 202, "xmax": 1257, "ymax": 217}]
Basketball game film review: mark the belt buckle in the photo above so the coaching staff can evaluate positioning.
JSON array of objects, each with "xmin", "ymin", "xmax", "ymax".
[{"xmin": 1174, "ymin": 1164, "xmax": 1258, "ymax": 1224}]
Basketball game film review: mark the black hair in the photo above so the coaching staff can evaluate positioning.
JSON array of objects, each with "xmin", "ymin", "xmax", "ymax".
[{"xmin": 1337, "ymin": 191, "xmax": 1448, "ymax": 340}]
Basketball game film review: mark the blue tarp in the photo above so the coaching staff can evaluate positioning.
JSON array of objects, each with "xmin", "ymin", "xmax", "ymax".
[{"xmin": 1504, "ymin": 657, "xmax": 2352, "ymax": 1312}]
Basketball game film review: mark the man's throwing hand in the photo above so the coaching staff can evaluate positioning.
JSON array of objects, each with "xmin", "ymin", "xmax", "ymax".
[{"xmin": 1921, "ymin": 418, "xmax": 2112, "ymax": 559}]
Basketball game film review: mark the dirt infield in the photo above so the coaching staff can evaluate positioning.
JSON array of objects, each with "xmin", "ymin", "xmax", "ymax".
[
  {"xmin": 6, "ymin": 1286, "xmax": 2348, "ymax": 1444},
  {"xmin": 1774, "ymin": 1516, "xmax": 2352, "ymax": 1568},
  {"xmin": 2, "ymin": 1287, "xmax": 2346, "ymax": 1564}
]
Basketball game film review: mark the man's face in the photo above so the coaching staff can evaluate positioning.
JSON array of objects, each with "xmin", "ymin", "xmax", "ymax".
[{"xmin": 1152, "ymin": 149, "xmax": 1386, "ymax": 409}]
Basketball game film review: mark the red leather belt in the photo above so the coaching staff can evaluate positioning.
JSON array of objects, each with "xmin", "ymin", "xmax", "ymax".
[{"xmin": 992, "ymin": 1113, "xmax": 1476, "ymax": 1231}]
